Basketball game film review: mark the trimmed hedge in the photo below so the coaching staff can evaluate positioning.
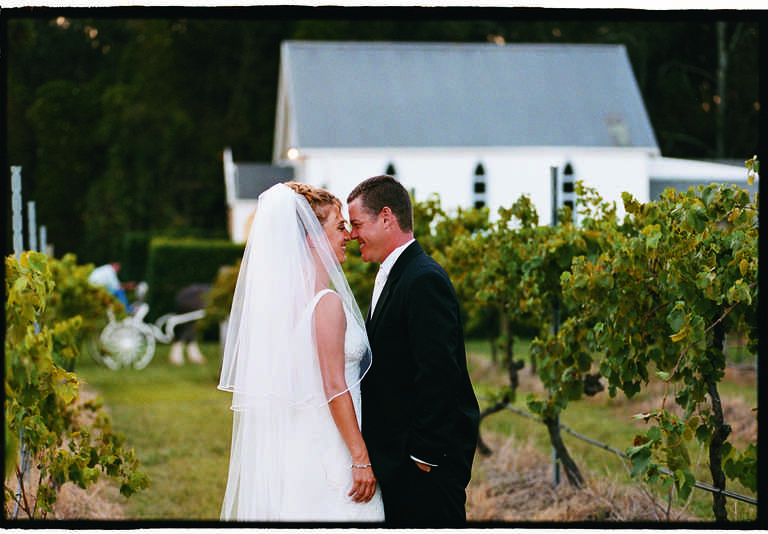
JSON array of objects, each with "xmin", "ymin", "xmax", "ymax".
[
  {"xmin": 145, "ymin": 238, "xmax": 244, "ymax": 320},
  {"xmin": 122, "ymin": 231, "xmax": 152, "ymax": 283}
]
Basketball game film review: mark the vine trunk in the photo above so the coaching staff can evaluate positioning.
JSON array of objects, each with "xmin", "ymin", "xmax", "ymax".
[
  {"xmin": 707, "ymin": 314, "xmax": 731, "ymax": 521},
  {"xmin": 544, "ymin": 416, "xmax": 584, "ymax": 488}
]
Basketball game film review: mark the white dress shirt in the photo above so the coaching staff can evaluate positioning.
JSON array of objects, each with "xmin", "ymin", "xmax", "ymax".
[{"xmin": 369, "ymin": 238, "xmax": 414, "ymax": 316}]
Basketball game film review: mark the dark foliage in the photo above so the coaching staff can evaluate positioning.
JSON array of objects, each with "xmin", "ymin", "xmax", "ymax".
[{"xmin": 5, "ymin": 10, "xmax": 759, "ymax": 263}]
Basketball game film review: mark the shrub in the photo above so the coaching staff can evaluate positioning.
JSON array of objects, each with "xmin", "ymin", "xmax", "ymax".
[{"xmin": 145, "ymin": 238, "xmax": 244, "ymax": 320}]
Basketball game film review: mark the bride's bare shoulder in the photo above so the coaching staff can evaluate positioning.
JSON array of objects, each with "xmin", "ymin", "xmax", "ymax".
[{"xmin": 314, "ymin": 290, "xmax": 345, "ymax": 321}]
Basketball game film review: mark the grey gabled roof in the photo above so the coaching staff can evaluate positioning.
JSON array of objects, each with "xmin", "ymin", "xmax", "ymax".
[
  {"xmin": 234, "ymin": 163, "xmax": 294, "ymax": 199},
  {"xmin": 280, "ymin": 40, "xmax": 659, "ymax": 150}
]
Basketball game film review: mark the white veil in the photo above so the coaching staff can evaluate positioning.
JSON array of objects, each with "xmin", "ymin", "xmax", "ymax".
[
  {"xmin": 219, "ymin": 182, "xmax": 371, "ymax": 406},
  {"xmin": 218, "ymin": 183, "xmax": 372, "ymax": 520}
]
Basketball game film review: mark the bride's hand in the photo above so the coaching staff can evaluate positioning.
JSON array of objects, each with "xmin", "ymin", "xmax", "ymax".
[{"xmin": 349, "ymin": 464, "xmax": 376, "ymax": 503}]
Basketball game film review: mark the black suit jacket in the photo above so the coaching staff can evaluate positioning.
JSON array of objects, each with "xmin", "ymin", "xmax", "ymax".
[{"xmin": 361, "ymin": 241, "xmax": 479, "ymax": 488}]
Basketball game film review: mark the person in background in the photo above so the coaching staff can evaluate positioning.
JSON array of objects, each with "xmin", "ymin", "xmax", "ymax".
[
  {"xmin": 88, "ymin": 262, "xmax": 134, "ymax": 310},
  {"xmin": 169, "ymin": 284, "xmax": 210, "ymax": 366}
]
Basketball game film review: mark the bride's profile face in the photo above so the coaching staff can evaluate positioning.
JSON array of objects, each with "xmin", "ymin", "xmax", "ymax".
[{"xmin": 322, "ymin": 205, "xmax": 351, "ymax": 264}]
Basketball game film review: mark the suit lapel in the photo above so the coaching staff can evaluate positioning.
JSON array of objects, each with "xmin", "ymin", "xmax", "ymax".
[{"xmin": 366, "ymin": 241, "xmax": 423, "ymax": 337}]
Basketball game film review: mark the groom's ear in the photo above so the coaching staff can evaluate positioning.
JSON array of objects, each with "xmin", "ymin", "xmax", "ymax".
[{"xmin": 380, "ymin": 207, "xmax": 398, "ymax": 231}]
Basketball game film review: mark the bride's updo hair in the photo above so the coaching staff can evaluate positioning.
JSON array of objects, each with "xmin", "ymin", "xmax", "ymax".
[{"xmin": 284, "ymin": 181, "xmax": 342, "ymax": 224}]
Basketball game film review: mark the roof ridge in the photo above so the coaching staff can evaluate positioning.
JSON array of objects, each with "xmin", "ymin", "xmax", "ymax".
[{"xmin": 282, "ymin": 40, "xmax": 624, "ymax": 51}]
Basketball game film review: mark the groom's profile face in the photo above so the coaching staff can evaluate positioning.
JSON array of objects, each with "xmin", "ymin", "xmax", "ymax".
[{"xmin": 348, "ymin": 198, "xmax": 387, "ymax": 263}]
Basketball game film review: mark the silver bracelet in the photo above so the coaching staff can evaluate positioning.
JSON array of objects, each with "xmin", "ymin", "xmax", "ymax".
[{"xmin": 351, "ymin": 463, "xmax": 372, "ymax": 469}]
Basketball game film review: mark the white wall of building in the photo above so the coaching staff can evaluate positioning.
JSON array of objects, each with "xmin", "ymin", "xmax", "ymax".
[
  {"xmin": 648, "ymin": 156, "xmax": 752, "ymax": 182},
  {"xmin": 231, "ymin": 201, "xmax": 258, "ymax": 244},
  {"xmin": 560, "ymin": 149, "xmax": 652, "ymax": 213},
  {"xmin": 286, "ymin": 146, "xmax": 655, "ymax": 221}
]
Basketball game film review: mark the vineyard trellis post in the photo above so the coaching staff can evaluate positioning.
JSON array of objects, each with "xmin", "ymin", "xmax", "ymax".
[
  {"xmin": 549, "ymin": 166, "xmax": 561, "ymax": 487},
  {"xmin": 11, "ymin": 166, "xmax": 24, "ymax": 258},
  {"xmin": 40, "ymin": 226, "xmax": 48, "ymax": 257},
  {"xmin": 10, "ymin": 166, "xmax": 33, "ymax": 519},
  {"xmin": 545, "ymin": 164, "xmax": 585, "ymax": 489},
  {"xmin": 27, "ymin": 201, "xmax": 38, "ymax": 253}
]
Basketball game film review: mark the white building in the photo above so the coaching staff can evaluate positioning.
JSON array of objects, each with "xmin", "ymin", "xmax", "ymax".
[{"xmin": 224, "ymin": 40, "xmax": 757, "ymax": 242}]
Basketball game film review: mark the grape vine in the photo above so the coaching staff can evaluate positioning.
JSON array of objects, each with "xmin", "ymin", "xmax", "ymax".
[
  {"xmin": 422, "ymin": 178, "xmax": 757, "ymax": 519},
  {"xmin": 555, "ymin": 183, "xmax": 758, "ymax": 519},
  {"xmin": 5, "ymin": 252, "xmax": 149, "ymax": 519}
]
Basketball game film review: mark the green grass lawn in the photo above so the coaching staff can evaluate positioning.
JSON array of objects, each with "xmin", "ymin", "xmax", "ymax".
[
  {"xmin": 77, "ymin": 343, "xmax": 232, "ymax": 520},
  {"xmin": 77, "ymin": 338, "xmax": 757, "ymax": 522}
]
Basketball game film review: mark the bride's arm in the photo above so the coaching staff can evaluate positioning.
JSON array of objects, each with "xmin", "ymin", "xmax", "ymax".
[{"xmin": 315, "ymin": 292, "xmax": 376, "ymax": 503}]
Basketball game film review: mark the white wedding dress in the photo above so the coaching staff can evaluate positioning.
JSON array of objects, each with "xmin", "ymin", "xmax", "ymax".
[
  {"xmin": 278, "ymin": 289, "xmax": 384, "ymax": 521},
  {"xmin": 219, "ymin": 183, "xmax": 383, "ymax": 522},
  {"xmin": 220, "ymin": 289, "xmax": 384, "ymax": 522}
]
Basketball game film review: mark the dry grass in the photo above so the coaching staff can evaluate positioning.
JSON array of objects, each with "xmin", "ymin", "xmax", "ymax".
[
  {"xmin": 6, "ymin": 470, "xmax": 126, "ymax": 520},
  {"xmin": 53, "ymin": 479, "xmax": 125, "ymax": 519},
  {"xmin": 467, "ymin": 432, "xmax": 700, "ymax": 523},
  {"xmin": 721, "ymin": 396, "xmax": 758, "ymax": 444}
]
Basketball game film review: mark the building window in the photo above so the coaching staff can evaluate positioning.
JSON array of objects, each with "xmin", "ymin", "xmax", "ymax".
[
  {"xmin": 472, "ymin": 162, "xmax": 487, "ymax": 209},
  {"xmin": 559, "ymin": 162, "xmax": 577, "ymax": 219},
  {"xmin": 562, "ymin": 163, "xmax": 575, "ymax": 193}
]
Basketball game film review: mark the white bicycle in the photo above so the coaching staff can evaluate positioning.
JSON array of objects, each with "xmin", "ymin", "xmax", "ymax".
[{"xmin": 90, "ymin": 282, "xmax": 205, "ymax": 370}]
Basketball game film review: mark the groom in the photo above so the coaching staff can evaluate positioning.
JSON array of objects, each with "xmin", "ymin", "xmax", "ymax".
[{"xmin": 347, "ymin": 175, "xmax": 479, "ymax": 525}]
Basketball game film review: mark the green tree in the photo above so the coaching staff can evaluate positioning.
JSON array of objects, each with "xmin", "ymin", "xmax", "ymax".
[{"xmin": 6, "ymin": 14, "xmax": 758, "ymax": 263}]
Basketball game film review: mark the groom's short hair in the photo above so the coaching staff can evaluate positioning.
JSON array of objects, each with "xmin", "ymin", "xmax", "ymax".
[{"xmin": 347, "ymin": 175, "xmax": 413, "ymax": 233}]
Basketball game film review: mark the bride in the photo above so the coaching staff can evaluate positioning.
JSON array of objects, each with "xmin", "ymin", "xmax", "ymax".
[{"xmin": 218, "ymin": 182, "xmax": 384, "ymax": 522}]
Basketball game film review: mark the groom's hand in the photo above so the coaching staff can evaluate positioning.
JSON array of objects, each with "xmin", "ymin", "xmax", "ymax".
[{"xmin": 414, "ymin": 460, "xmax": 431, "ymax": 472}]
